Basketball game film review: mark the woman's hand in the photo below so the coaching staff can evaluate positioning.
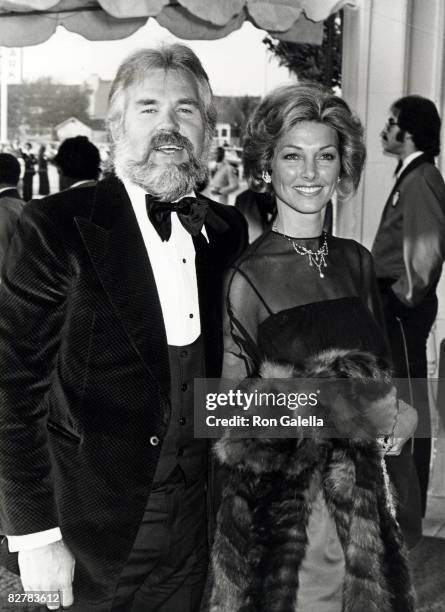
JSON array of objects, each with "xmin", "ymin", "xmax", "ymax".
[{"xmin": 385, "ymin": 399, "xmax": 418, "ymax": 455}]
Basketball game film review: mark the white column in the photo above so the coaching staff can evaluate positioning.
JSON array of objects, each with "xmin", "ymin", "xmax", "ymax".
[
  {"xmin": 0, "ymin": 47, "xmax": 8, "ymax": 143},
  {"xmin": 405, "ymin": 1, "xmax": 445, "ymax": 319},
  {"xmin": 406, "ymin": 0, "xmax": 445, "ymax": 104},
  {"xmin": 339, "ymin": 0, "xmax": 411, "ymax": 247},
  {"xmin": 405, "ymin": 1, "xmax": 445, "ymax": 497},
  {"xmin": 341, "ymin": 0, "xmax": 445, "ymax": 497}
]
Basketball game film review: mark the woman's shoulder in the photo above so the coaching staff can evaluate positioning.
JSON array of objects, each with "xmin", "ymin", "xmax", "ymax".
[
  {"xmin": 224, "ymin": 231, "xmax": 274, "ymax": 296},
  {"xmin": 329, "ymin": 235, "xmax": 372, "ymax": 261},
  {"xmin": 231, "ymin": 230, "xmax": 273, "ymax": 270}
]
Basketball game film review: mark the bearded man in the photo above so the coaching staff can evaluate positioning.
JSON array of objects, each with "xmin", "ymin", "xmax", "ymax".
[{"xmin": 0, "ymin": 45, "xmax": 246, "ymax": 612}]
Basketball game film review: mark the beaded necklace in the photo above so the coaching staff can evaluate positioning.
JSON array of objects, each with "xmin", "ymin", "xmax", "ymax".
[{"xmin": 272, "ymin": 226, "xmax": 328, "ymax": 278}]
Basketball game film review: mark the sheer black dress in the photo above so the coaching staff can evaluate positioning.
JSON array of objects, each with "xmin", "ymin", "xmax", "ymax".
[{"xmin": 222, "ymin": 229, "xmax": 390, "ymax": 611}]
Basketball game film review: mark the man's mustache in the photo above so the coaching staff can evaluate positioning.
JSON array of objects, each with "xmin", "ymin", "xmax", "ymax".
[{"xmin": 149, "ymin": 131, "xmax": 195, "ymax": 155}]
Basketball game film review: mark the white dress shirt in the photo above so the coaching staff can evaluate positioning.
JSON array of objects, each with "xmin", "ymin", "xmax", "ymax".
[
  {"xmin": 126, "ymin": 179, "xmax": 204, "ymax": 345},
  {"xmin": 8, "ymin": 179, "xmax": 206, "ymax": 552},
  {"xmin": 396, "ymin": 151, "xmax": 423, "ymax": 179}
]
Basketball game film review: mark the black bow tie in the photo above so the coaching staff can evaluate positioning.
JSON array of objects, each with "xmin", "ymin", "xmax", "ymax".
[{"xmin": 145, "ymin": 195, "xmax": 209, "ymax": 242}]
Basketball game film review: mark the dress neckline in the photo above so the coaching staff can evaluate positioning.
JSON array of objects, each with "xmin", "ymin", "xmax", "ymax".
[
  {"xmin": 271, "ymin": 229, "xmax": 324, "ymax": 241},
  {"xmin": 258, "ymin": 295, "xmax": 363, "ymax": 329}
]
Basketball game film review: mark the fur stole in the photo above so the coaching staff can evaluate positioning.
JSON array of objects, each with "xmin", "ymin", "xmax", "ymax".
[{"xmin": 208, "ymin": 349, "xmax": 415, "ymax": 612}]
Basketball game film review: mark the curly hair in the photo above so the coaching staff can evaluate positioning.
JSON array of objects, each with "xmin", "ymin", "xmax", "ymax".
[{"xmin": 243, "ymin": 82, "xmax": 366, "ymax": 200}]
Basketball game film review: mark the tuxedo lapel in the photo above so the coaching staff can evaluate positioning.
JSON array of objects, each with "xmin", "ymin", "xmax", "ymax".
[
  {"xmin": 384, "ymin": 153, "xmax": 431, "ymax": 207},
  {"xmin": 75, "ymin": 176, "xmax": 170, "ymax": 397},
  {"xmin": 376, "ymin": 153, "xmax": 432, "ymax": 232},
  {"xmin": 193, "ymin": 203, "xmax": 231, "ymax": 375},
  {"xmin": 195, "ymin": 205, "xmax": 229, "ymax": 321},
  {"xmin": 193, "ymin": 232, "xmax": 214, "ymax": 333}
]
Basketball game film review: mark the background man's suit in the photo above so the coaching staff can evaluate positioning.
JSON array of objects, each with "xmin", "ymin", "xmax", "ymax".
[
  {"xmin": 0, "ymin": 175, "xmax": 246, "ymax": 608},
  {"xmin": 373, "ymin": 153, "xmax": 445, "ymax": 534},
  {"xmin": 0, "ymin": 187, "xmax": 24, "ymax": 271}
]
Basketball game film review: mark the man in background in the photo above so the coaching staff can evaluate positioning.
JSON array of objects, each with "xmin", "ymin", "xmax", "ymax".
[
  {"xmin": 54, "ymin": 135, "xmax": 101, "ymax": 191},
  {"xmin": 208, "ymin": 146, "xmax": 239, "ymax": 205},
  {"xmin": 0, "ymin": 153, "xmax": 24, "ymax": 271},
  {"xmin": 20, "ymin": 143, "xmax": 36, "ymax": 201},
  {"xmin": 372, "ymin": 95, "xmax": 445, "ymax": 530}
]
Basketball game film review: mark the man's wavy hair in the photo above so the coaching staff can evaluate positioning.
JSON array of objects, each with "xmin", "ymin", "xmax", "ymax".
[
  {"xmin": 243, "ymin": 82, "xmax": 366, "ymax": 200},
  {"xmin": 392, "ymin": 95, "xmax": 441, "ymax": 158},
  {"xmin": 107, "ymin": 43, "xmax": 217, "ymax": 147}
]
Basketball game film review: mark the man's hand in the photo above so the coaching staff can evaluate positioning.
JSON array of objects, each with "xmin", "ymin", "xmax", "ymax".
[{"xmin": 18, "ymin": 540, "xmax": 75, "ymax": 609}]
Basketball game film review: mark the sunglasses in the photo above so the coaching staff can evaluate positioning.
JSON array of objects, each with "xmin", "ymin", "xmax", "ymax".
[{"xmin": 385, "ymin": 118, "xmax": 399, "ymax": 129}]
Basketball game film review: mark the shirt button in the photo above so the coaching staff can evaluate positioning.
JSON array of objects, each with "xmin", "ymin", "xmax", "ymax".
[
  {"xmin": 180, "ymin": 349, "xmax": 188, "ymax": 358},
  {"xmin": 179, "ymin": 417, "xmax": 186, "ymax": 425},
  {"xmin": 189, "ymin": 313, "xmax": 193, "ymax": 318},
  {"xmin": 149, "ymin": 436, "xmax": 159, "ymax": 446},
  {"xmin": 181, "ymin": 383, "xmax": 188, "ymax": 391},
  {"xmin": 178, "ymin": 448, "xmax": 184, "ymax": 456},
  {"xmin": 182, "ymin": 258, "xmax": 186, "ymax": 263}
]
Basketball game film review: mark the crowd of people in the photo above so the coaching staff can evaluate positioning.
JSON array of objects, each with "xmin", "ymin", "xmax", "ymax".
[
  {"xmin": 0, "ymin": 136, "xmax": 103, "ymax": 273},
  {"xmin": 0, "ymin": 142, "xmax": 50, "ymax": 201},
  {"xmin": 0, "ymin": 41, "xmax": 444, "ymax": 612},
  {"xmin": 0, "ymin": 139, "xmax": 107, "ymax": 201}
]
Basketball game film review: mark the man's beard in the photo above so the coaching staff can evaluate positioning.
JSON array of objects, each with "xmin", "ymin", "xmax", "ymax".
[{"xmin": 113, "ymin": 130, "xmax": 209, "ymax": 201}]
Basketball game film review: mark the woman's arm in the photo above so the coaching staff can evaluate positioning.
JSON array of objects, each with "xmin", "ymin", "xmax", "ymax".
[
  {"xmin": 359, "ymin": 246, "xmax": 418, "ymax": 453},
  {"xmin": 222, "ymin": 266, "xmax": 261, "ymax": 382}
]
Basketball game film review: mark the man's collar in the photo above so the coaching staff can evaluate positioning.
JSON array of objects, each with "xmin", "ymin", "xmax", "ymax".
[
  {"xmin": 0, "ymin": 185, "xmax": 18, "ymax": 195},
  {"xmin": 396, "ymin": 151, "xmax": 423, "ymax": 178},
  {"xmin": 69, "ymin": 179, "xmax": 96, "ymax": 189}
]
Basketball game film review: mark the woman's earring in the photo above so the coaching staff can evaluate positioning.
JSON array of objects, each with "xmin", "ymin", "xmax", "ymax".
[
  {"xmin": 262, "ymin": 170, "xmax": 272, "ymax": 184},
  {"xmin": 337, "ymin": 176, "xmax": 341, "ymax": 184}
]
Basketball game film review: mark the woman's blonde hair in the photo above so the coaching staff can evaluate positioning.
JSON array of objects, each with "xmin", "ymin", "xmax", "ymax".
[{"xmin": 243, "ymin": 82, "xmax": 366, "ymax": 200}]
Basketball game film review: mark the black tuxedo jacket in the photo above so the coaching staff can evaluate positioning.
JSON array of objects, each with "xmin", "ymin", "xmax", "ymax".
[
  {"xmin": 0, "ymin": 188, "xmax": 24, "ymax": 270},
  {"xmin": 0, "ymin": 176, "xmax": 246, "ymax": 603}
]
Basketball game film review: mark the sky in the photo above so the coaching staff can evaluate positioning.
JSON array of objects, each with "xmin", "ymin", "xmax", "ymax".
[{"xmin": 20, "ymin": 19, "xmax": 294, "ymax": 96}]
